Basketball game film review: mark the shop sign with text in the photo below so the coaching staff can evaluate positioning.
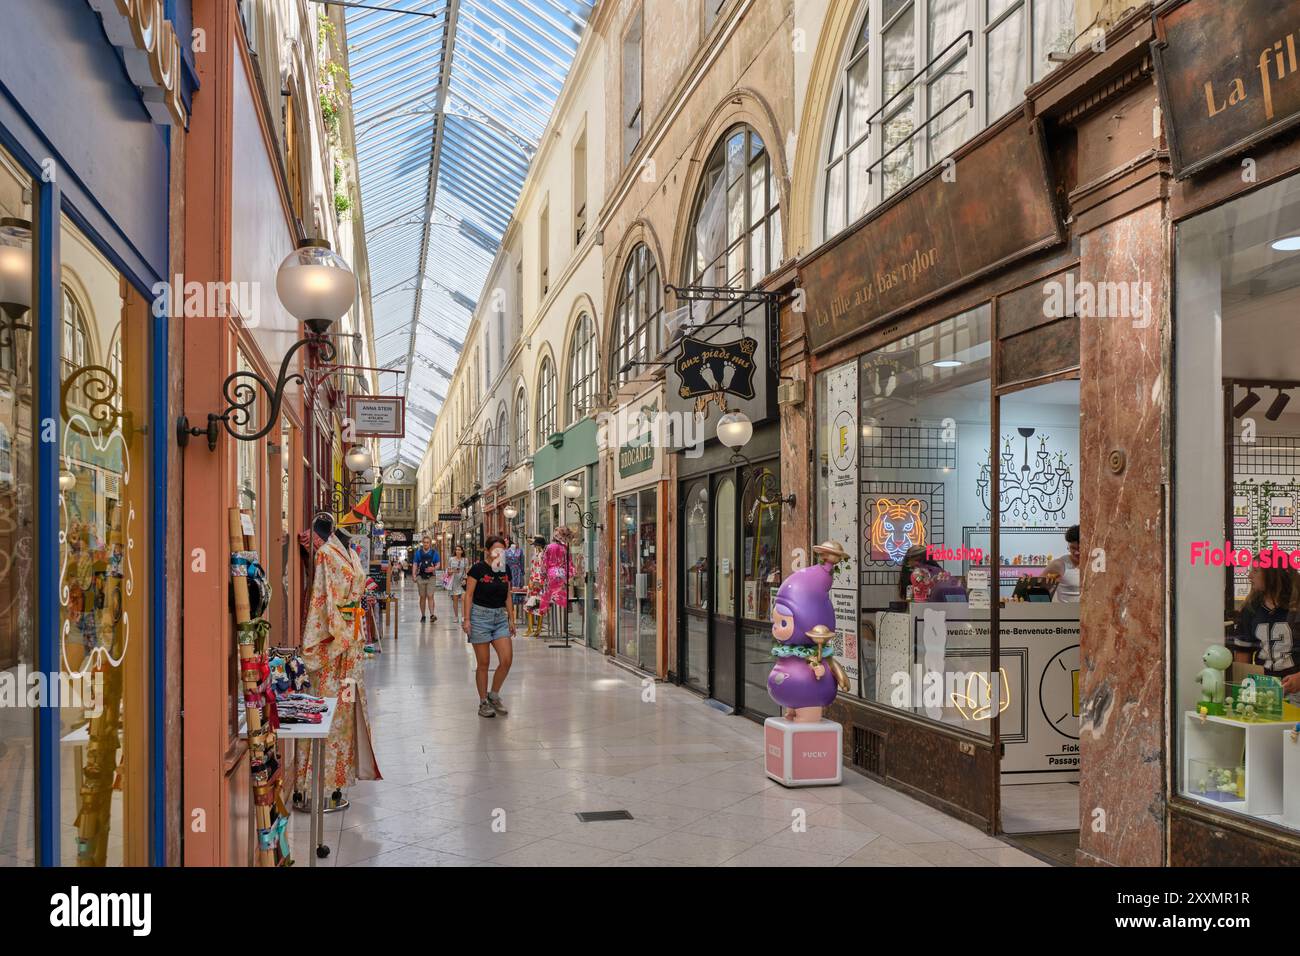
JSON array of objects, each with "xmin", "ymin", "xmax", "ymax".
[
  {"xmin": 798, "ymin": 118, "xmax": 1061, "ymax": 353},
  {"xmin": 1153, "ymin": 0, "xmax": 1300, "ymax": 179},
  {"xmin": 618, "ymin": 400, "xmax": 659, "ymax": 479},
  {"xmin": 87, "ymin": 0, "xmax": 189, "ymax": 126},
  {"xmin": 346, "ymin": 396, "xmax": 405, "ymax": 438}
]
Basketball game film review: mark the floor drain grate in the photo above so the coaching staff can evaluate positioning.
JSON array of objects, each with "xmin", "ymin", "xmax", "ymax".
[{"xmin": 575, "ymin": 810, "xmax": 633, "ymax": 822}]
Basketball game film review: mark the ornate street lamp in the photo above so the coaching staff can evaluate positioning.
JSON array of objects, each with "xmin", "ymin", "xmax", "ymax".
[{"xmin": 177, "ymin": 239, "xmax": 357, "ymax": 450}]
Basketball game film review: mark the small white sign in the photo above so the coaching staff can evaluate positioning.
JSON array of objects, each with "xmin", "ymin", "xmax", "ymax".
[
  {"xmin": 240, "ymin": 512, "xmax": 255, "ymax": 538},
  {"xmin": 967, "ymin": 568, "xmax": 990, "ymax": 591},
  {"xmin": 347, "ymin": 396, "xmax": 405, "ymax": 438}
]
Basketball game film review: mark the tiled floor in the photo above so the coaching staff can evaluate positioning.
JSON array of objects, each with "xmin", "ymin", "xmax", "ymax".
[{"xmin": 287, "ymin": 581, "xmax": 1047, "ymax": 867}]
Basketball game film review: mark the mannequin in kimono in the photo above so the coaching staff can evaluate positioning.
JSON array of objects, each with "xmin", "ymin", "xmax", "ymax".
[{"xmin": 296, "ymin": 514, "xmax": 381, "ymax": 805}]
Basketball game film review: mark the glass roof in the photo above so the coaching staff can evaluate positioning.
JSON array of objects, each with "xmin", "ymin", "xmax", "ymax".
[{"xmin": 345, "ymin": 0, "xmax": 595, "ymax": 466}]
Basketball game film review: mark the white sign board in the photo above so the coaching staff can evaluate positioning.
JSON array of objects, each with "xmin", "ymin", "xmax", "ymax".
[{"xmin": 346, "ymin": 396, "xmax": 405, "ymax": 438}]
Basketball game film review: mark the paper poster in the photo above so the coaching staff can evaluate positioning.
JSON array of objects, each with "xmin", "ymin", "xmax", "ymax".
[{"xmin": 825, "ymin": 361, "xmax": 860, "ymax": 695}]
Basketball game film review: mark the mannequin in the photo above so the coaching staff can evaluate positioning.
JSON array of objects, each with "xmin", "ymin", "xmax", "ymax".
[
  {"xmin": 538, "ymin": 532, "xmax": 574, "ymax": 640},
  {"xmin": 296, "ymin": 512, "xmax": 381, "ymax": 805}
]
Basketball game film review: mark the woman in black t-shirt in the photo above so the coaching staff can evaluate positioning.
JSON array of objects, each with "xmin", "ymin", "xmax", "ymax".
[
  {"xmin": 1233, "ymin": 566, "xmax": 1300, "ymax": 693},
  {"xmin": 464, "ymin": 535, "xmax": 516, "ymax": 717}
]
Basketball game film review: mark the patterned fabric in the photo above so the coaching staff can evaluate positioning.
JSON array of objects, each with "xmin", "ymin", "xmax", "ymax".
[
  {"xmin": 538, "ymin": 542, "xmax": 572, "ymax": 614},
  {"xmin": 504, "ymin": 544, "xmax": 525, "ymax": 588},
  {"xmin": 526, "ymin": 549, "xmax": 546, "ymax": 597},
  {"xmin": 296, "ymin": 536, "xmax": 381, "ymax": 791}
]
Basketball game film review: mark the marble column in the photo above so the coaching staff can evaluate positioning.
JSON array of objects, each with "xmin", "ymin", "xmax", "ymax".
[{"xmin": 1076, "ymin": 199, "xmax": 1171, "ymax": 866}]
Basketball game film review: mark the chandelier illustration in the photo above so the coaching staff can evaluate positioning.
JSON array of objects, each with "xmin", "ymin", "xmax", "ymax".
[{"xmin": 977, "ymin": 428, "xmax": 1074, "ymax": 521}]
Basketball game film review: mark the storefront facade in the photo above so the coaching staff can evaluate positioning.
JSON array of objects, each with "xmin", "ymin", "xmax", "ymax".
[
  {"xmin": 0, "ymin": 0, "xmax": 195, "ymax": 866},
  {"xmin": 532, "ymin": 418, "xmax": 599, "ymax": 647},
  {"xmin": 1159, "ymin": 0, "xmax": 1300, "ymax": 866},
  {"xmin": 604, "ymin": 382, "xmax": 670, "ymax": 674}
]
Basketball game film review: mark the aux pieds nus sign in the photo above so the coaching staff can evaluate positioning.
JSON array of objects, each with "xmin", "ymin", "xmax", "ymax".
[
  {"xmin": 797, "ymin": 116, "xmax": 1062, "ymax": 353},
  {"xmin": 1153, "ymin": 0, "xmax": 1300, "ymax": 179}
]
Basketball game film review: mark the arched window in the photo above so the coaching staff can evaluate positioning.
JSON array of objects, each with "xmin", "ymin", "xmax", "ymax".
[
  {"xmin": 514, "ymin": 387, "xmax": 528, "ymax": 462},
  {"xmin": 536, "ymin": 356, "xmax": 556, "ymax": 444},
  {"xmin": 613, "ymin": 244, "xmax": 661, "ymax": 385},
  {"xmin": 567, "ymin": 313, "xmax": 597, "ymax": 423},
  {"xmin": 684, "ymin": 125, "xmax": 782, "ymax": 298},
  {"xmin": 484, "ymin": 423, "xmax": 495, "ymax": 482},
  {"xmin": 61, "ymin": 285, "xmax": 91, "ymax": 382},
  {"xmin": 820, "ymin": 0, "xmax": 1075, "ymax": 241},
  {"xmin": 496, "ymin": 406, "xmax": 508, "ymax": 471}
]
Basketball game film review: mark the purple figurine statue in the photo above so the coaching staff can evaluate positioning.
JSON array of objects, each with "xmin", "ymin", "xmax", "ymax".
[{"xmin": 768, "ymin": 563, "xmax": 849, "ymax": 722}]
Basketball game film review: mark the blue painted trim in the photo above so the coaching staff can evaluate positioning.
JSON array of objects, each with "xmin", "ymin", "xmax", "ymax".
[
  {"xmin": 0, "ymin": 80, "xmax": 165, "ymax": 289},
  {"xmin": 149, "ymin": 125, "xmax": 171, "ymax": 868},
  {"xmin": 35, "ymin": 177, "xmax": 61, "ymax": 868}
]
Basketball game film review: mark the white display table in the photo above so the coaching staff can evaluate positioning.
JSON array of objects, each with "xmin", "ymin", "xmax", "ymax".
[{"xmin": 240, "ymin": 697, "xmax": 336, "ymax": 867}]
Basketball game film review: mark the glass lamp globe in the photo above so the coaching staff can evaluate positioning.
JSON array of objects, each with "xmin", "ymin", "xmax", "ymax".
[
  {"xmin": 717, "ymin": 411, "xmax": 753, "ymax": 449},
  {"xmin": 345, "ymin": 445, "xmax": 372, "ymax": 473},
  {"xmin": 59, "ymin": 469, "xmax": 76, "ymax": 492},
  {"xmin": 503, "ymin": 505, "xmax": 518, "ymax": 519},
  {"xmin": 276, "ymin": 239, "xmax": 357, "ymax": 335},
  {"xmin": 561, "ymin": 479, "xmax": 582, "ymax": 499},
  {"xmin": 0, "ymin": 218, "xmax": 33, "ymax": 319}
]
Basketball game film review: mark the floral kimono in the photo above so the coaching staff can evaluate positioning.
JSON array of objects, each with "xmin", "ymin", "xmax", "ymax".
[
  {"xmin": 296, "ymin": 534, "xmax": 381, "ymax": 792},
  {"xmin": 537, "ymin": 542, "xmax": 573, "ymax": 615}
]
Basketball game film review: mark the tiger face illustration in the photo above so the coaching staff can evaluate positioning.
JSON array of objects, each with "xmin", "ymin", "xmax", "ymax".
[{"xmin": 871, "ymin": 498, "xmax": 925, "ymax": 565}]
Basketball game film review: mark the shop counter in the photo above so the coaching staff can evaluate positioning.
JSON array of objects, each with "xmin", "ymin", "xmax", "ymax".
[{"xmin": 873, "ymin": 602, "xmax": 1080, "ymax": 781}]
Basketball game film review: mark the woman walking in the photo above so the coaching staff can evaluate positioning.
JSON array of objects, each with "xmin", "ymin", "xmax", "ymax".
[
  {"xmin": 446, "ymin": 546, "xmax": 469, "ymax": 623},
  {"xmin": 463, "ymin": 536, "xmax": 515, "ymax": 717}
]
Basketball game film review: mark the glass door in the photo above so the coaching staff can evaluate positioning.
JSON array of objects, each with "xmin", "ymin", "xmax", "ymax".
[
  {"xmin": 682, "ymin": 479, "xmax": 710, "ymax": 692},
  {"xmin": 635, "ymin": 487, "xmax": 658, "ymax": 673},
  {"xmin": 712, "ymin": 475, "xmax": 738, "ymax": 707},
  {"xmin": 616, "ymin": 494, "xmax": 638, "ymax": 661}
]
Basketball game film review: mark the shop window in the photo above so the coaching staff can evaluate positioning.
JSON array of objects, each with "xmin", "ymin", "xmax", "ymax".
[
  {"xmin": 613, "ymin": 244, "xmax": 661, "ymax": 385},
  {"xmin": 567, "ymin": 312, "xmax": 597, "ymax": 423},
  {"xmin": 682, "ymin": 479, "xmax": 709, "ymax": 692},
  {"xmin": 58, "ymin": 212, "xmax": 153, "ymax": 865},
  {"xmin": 0, "ymin": 144, "xmax": 34, "ymax": 865},
  {"xmin": 814, "ymin": 305, "xmax": 999, "ymax": 735},
  {"xmin": 741, "ymin": 463, "xmax": 782, "ymax": 718},
  {"xmin": 537, "ymin": 356, "xmax": 556, "ymax": 443},
  {"xmin": 1175, "ymin": 172, "xmax": 1300, "ymax": 833},
  {"xmin": 683, "ymin": 125, "xmax": 782, "ymax": 328},
  {"xmin": 820, "ymin": 0, "xmax": 1075, "ymax": 241}
]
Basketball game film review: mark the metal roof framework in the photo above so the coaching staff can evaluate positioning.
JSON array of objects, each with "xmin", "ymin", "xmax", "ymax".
[{"xmin": 343, "ymin": 0, "xmax": 594, "ymax": 465}]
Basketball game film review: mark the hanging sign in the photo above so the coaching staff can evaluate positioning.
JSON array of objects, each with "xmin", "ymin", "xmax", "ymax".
[
  {"xmin": 1153, "ymin": 0, "xmax": 1300, "ymax": 178},
  {"xmin": 438, "ymin": 512, "xmax": 463, "ymax": 522},
  {"xmin": 673, "ymin": 336, "xmax": 758, "ymax": 401},
  {"xmin": 825, "ymin": 361, "xmax": 860, "ymax": 696},
  {"xmin": 346, "ymin": 396, "xmax": 406, "ymax": 438}
]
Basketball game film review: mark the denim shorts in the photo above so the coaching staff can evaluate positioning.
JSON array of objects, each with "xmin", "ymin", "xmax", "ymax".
[{"xmin": 468, "ymin": 605, "xmax": 510, "ymax": 644}]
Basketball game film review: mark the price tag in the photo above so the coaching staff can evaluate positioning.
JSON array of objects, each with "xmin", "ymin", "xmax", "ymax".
[{"xmin": 240, "ymin": 512, "xmax": 255, "ymax": 537}]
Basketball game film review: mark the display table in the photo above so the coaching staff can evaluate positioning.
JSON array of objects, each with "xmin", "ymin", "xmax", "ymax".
[{"xmin": 239, "ymin": 696, "xmax": 336, "ymax": 867}]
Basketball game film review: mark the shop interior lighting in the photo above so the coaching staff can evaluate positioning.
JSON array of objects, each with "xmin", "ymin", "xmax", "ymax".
[
  {"xmin": 1265, "ymin": 388, "xmax": 1292, "ymax": 421},
  {"xmin": 1233, "ymin": 389, "xmax": 1261, "ymax": 417},
  {"xmin": 933, "ymin": 360, "xmax": 963, "ymax": 368}
]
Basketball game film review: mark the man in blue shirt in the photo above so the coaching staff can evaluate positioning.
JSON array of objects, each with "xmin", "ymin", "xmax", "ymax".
[{"xmin": 412, "ymin": 534, "xmax": 441, "ymax": 623}]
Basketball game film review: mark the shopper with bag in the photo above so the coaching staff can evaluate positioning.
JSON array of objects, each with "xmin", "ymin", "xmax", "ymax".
[
  {"xmin": 445, "ymin": 546, "xmax": 469, "ymax": 624},
  {"xmin": 412, "ymin": 535, "xmax": 441, "ymax": 623}
]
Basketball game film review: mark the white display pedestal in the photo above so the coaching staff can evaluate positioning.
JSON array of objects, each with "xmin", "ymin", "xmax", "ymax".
[
  {"xmin": 764, "ymin": 717, "xmax": 842, "ymax": 788},
  {"xmin": 1182, "ymin": 711, "xmax": 1285, "ymax": 816}
]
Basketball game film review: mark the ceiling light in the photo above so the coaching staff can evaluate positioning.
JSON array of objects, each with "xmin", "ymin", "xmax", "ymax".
[
  {"xmin": 1272, "ymin": 236, "xmax": 1300, "ymax": 251},
  {"xmin": 1265, "ymin": 389, "xmax": 1291, "ymax": 421},
  {"xmin": 933, "ymin": 360, "xmax": 963, "ymax": 368},
  {"xmin": 1234, "ymin": 389, "xmax": 1261, "ymax": 417}
]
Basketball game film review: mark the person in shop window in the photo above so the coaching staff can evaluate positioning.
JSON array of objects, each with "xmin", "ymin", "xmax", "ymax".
[
  {"xmin": 1232, "ymin": 565, "xmax": 1300, "ymax": 695},
  {"xmin": 1043, "ymin": 525, "xmax": 1082, "ymax": 603}
]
